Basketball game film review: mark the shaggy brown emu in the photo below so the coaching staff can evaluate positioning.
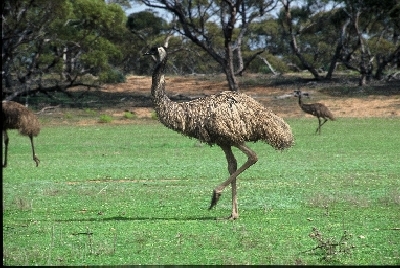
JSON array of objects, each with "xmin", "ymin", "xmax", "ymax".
[
  {"xmin": 144, "ymin": 45, "xmax": 294, "ymax": 219},
  {"xmin": 2, "ymin": 101, "xmax": 40, "ymax": 167},
  {"xmin": 294, "ymin": 90, "xmax": 335, "ymax": 135}
]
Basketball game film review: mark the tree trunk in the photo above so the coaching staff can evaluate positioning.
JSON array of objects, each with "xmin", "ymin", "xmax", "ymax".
[
  {"xmin": 225, "ymin": 44, "xmax": 239, "ymax": 91},
  {"xmin": 326, "ymin": 18, "xmax": 350, "ymax": 80},
  {"xmin": 282, "ymin": 0, "xmax": 321, "ymax": 80},
  {"xmin": 374, "ymin": 47, "xmax": 400, "ymax": 80}
]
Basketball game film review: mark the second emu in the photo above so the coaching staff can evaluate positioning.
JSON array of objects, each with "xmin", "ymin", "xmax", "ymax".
[
  {"xmin": 294, "ymin": 90, "xmax": 335, "ymax": 135},
  {"xmin": 144, "ymin": 43, "xmax": 294, "ymax": 219},
  {"xmin": 2, "ymin": 100, "xmax": 40, "ymax": 167}
]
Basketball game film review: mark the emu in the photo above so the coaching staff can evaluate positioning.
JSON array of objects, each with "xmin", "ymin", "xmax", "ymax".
[
  {"xmin": 2, "ymin": 101, "xmax": 40, "ymax": 167},
  {"xmin": 294, "ymin": 90, "xmax": 335, "ymax": 135},
  {"xmin": 144, "ymin": 44, "xmax": 294, "ymax": 219}
]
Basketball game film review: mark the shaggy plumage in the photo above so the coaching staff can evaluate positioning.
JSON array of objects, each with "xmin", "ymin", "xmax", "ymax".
[
  {"xmin": 2, "ymin": 101, "xmax": 40, "ymax": 167},
  {"xmin": 145, "ymin": 46, "xmax": 293, "ymax": 219},
  {"xmin": 294, "ymin": 90, "xmax": 335, "ymax": 135}
]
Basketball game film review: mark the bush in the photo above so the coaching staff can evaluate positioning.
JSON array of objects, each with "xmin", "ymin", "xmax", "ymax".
[
  {"xmin": 151, "ymin": 111, "xmax": 158, "ymax": 120},
  {"xmin": 99, "ymin": 69, "xmax": 126, "ymax": 84},
  {"xmin": 123, "ymin": 112, "xmax": 137, "ymax": 119},
  {"xmin": 98, "ymin": 114, "xmax": 113, "ymax": 123}
]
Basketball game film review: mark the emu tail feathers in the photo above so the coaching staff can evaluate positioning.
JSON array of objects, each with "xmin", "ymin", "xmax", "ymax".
[{"xmin": 259, "ymin": 112, "xmax": 294, "ymax": 150}]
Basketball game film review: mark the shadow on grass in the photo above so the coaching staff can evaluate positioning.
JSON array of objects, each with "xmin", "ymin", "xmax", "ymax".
[{"xmin": 54, "ymin": 215, "xmax": 218, "ymax": 222}]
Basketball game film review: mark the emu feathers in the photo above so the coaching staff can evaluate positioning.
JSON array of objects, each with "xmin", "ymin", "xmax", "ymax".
[{"xmin": 145, "ymin": 46, "xmax": 293, "ymax": 219}]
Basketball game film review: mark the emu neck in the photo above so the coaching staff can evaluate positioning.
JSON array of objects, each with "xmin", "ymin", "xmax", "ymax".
[
  {"xmin": 298, "ymin": 95, "xmax": 303, "ymax": 106},
  {"xmin": 151, "ymin": 55, "xmax": 170, "ymax": 105}
]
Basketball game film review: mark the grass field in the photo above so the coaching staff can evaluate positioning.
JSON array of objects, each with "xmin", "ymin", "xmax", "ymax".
[{"xmin": 2, "ymin": 117, "xmax": 400, "ymax": 265}]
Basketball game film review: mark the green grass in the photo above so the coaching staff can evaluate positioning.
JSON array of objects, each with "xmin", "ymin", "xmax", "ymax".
[{"xmin": 3, "ymin": 118, "xmax": 400, "ymax": 265}]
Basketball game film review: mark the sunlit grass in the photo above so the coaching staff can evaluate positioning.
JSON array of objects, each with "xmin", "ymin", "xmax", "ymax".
[{"xmin": 3, "ymin": 118, "xmax": 400, "ymax": 265}]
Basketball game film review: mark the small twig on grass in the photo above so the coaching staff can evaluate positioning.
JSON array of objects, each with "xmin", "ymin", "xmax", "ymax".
[
  {"xmin": 97, "ymin": 185, "xmax": 108, "ymax": 195},
  {"xmin": 304, "ymin": 227, "xmax": 354, "ymax": 261},
  {"xmin": 37, "ymin": 105, "xmax": 61, "ymax": 115}
]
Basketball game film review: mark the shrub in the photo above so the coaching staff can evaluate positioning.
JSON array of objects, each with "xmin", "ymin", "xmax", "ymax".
[
  {"xmin": 123, "ymin": 112, "xmax": 137, "ymax": 119},
  {"xmin": 306, "ymin": 227, "xmax": 354, "ymax": 262},
  {"xmin": 151, "ymin": 111, "xmax": 158, "ymax": 120},
  {"xmin": 98, "ymin": 114, "xmax": 113, "ymax": 123},
  {"xmin": 85, "ymin": 108, "xmax": 96, "ymax": 115},
  {"xmin": 99, "ymin": 69, "xmax": 126, "ymax": 84}
]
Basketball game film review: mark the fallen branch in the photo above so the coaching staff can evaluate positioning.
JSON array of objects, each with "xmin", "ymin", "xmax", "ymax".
[
  {"xmin": 36, "ymin": 105, "xmax": 61, "ymax": 114},
  {"xmin": 258, "ymin": 56, "xmax": 280, "ymax": 76}
]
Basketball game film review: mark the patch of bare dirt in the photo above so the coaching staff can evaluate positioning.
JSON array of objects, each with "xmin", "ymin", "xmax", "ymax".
[{"xmin": 102, "ymin": 75, "xmax": 400, "ymax": 119}]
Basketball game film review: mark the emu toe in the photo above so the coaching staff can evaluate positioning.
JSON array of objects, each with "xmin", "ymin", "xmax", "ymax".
[
  {"xmin": 227, "ymin": 214, "xmax": 238, "ymax": 220},
  {"xmin": 209, "ymin": 190, "xmax": 221, "ymax": 210},
  {"xmin": 34, "ymin": 156, "xmax": 40, "ymax": 167}
]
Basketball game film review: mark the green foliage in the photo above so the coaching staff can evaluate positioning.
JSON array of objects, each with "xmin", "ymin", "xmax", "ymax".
[
  {"xmin": 2, "ymin": 0, "xmax": 127, "ymax": 99},
  {"xmin": 98, "ymin": 114, "xmax": 113, "ymax": 123},
  {"xmin": 126, "ymin": 11, "xmax": 168, "ymax": 35},
  {"xmin": 2, "ymin": 119, "xmax": 400, "ymax": 265},
  {"xmin": 249, "ymin": 53, "xmax": 289, "ymax": 73},
  {"xmin": 84, "ymin": 108, "xmax": 96, "ymax": 115},
  {"xmin": 151, "ymin": 111, "xmax": 159, "ymax": 120},
  {"xmin": 64, "ymin": 112, "xmax": 73, "ymax": 119},
  {"xmin": 99, "ymin": 69, "xmax": 126, "ymax": 84},
  {"xmin": 123, "ymin": 112, "xmax": 137, "ymax": 119}
]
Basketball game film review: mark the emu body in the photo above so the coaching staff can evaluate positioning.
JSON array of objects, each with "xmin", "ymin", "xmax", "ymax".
[
  {"xmin": 145, "ymin": 46, "xmax": 294, "ymax": 219},
  {"xmin": 294, "ymin": 90, "xmax": 335, "ymax": 135},
  {"xmin": 2, "ymin": 101, "xmax": 40, "ymax": 167}
]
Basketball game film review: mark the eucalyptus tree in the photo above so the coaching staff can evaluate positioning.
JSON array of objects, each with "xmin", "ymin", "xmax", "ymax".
[
  {"xmin": 278, "ymin": 0, "xmax": 399, "ymax": 85},
  {"xmin": 2, "ymin": 0, "xmax": 127, "ymax": 101},
  {"xmin": 125, "ymin": 10, "xmax": 170, "ymax": 74},
  {"xmin": 338, "ymin": 0, "xmax": 399, "ymax": 84},
  {"xmin": 278, "ymin": 0, "xmax": 348, "ymax": 80},
  {"xmin": 137, "ymin": 0, "xmax": 277, "ymax": 91}
]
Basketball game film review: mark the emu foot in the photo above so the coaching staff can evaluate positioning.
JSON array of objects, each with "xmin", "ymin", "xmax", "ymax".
[
  {"xmin": 214, "ymin": 214, "xmax": 238, "ymax": 221},
  {"xmin": 208, "ymin": 190, "xmax": 221, "ymax": 210},
  {"xmin": 33, "ymin": 156, "xmax": 40, "ymax": 167},
  {"xmin": 227, "ymin": 214, "xmax": 238, "ymax": 220}
]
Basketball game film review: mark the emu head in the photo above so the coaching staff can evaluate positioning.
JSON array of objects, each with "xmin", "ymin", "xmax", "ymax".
[
  {"xmin": 144, "ymin": 46, "xmax": 167, "ymax": 62},
  {"xmin": 293, "ymin": 90, "xmax": 309, "ymax": 98}
]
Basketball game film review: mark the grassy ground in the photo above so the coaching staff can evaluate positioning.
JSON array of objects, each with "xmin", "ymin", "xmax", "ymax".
[{"xmin": 2, "ymin": 117, "xmax": 400, "ymax": 265}]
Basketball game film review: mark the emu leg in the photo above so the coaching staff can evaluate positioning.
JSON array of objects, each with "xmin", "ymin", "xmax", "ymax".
[
  {"xmin": 209, "ymin": 145, "xmax": 237, "ymax": 211},
  {"xmin": 29, "ymin": 135, "xmax": 40, "ymax": 167},
  {"xmin": 221, "ymin": 145, "xmax": 239, "ymax": 217},
  {"xmin": 3, "ymin": 130, "xmax": 9, "ymax": 168},
  {"xmin": 316, "ymin": 117, "xmax": 322, "ymax": 135},
  {"xmin": 209, "ymin": 143, "xmax": 258, "ymax": 219},
  {"xmin": 316, "ymin": 118, "xmax": 328, "ymax": 135},
  {"xmin": 320, "ymin": 118, "xmax": 328, "ymax": 128}
]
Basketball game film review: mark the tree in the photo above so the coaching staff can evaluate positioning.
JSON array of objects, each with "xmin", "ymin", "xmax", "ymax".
[
  {"xmin": 123, "ymin": 10, "xmax": 170, "ymax": 74},
  {"xmin": 2, "ymin": 0, "xmax": 127, "ymax": 100},
  {"xmin": 137, "ymin": 0, "xmax": 277, "ymax": 91},
  {"xmin": 278, "ymin": 0, "xmax": 348, "ymax": 80},
  {"xmin": 278, "ymin": 0, "xmax": 399, "ymax": 85}
]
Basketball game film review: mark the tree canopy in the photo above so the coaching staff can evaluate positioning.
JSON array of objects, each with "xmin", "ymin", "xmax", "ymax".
[
  {"xmin": 2, "ymin": 0, "xmax": 128, "ymax": 100},
  {"xmin": 2, "ymin": 0, "xmax": 399, "ymax": 101}
]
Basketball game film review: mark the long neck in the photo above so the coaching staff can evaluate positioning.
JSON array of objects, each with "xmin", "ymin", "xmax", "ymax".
[
  {"xmin": 298, "ymin": 94, "xmax": 303, "ymax": 106},
  {"xmin": 151, "ymin": 52, "xmax": 169, "ymax": 104},
  {"xmin": 150, "ymin": 52, "xmax": 185, "ymax": 132}
]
